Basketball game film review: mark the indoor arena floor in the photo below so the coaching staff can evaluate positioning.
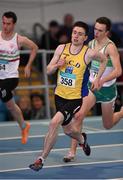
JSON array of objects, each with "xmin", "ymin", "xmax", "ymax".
[{"xmin": 0, "ymin": 116, "xmax": 123, "ymax": 179}]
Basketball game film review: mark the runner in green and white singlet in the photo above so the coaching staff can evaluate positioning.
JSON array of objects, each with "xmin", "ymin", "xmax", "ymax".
[
  {"xmin": 88, "ymin": 39, "xmax": 117, "ymax": 103},
  {"xmin": 63, "ymin": 17, "xmax": 123, "ymax": 163}
]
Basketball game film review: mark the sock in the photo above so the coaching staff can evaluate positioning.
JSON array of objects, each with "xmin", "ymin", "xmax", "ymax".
[
  {"xmin": 21, "ymin": 121, "xmax": 26, "ymax": 129},
  {"xmin": 80, "ymin": 134, "xmax": 84, "ymax": 145},
  {"xmin": 38, "ymin": 156, "xmax": 45, "ymax": 163}
]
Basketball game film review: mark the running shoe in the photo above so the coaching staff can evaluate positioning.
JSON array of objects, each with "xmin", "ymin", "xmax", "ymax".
[
  {"xmin": 21, "ymin": 122, "xmax": 30, "ymax": 144},
  {"xmin": 29, "ymin": 158, "xmax": 43, "ymax": 171},
  {"xmin": 79, "ymin": 132, "xmax": 91, "ymax": 156},
  {"xmin": 63, "ymin": 152, "xmax": 75, "ymax": 162}
]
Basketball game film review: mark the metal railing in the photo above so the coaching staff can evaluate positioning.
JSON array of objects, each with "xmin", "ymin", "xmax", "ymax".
[{"xmin": 16, "ymin": 49, "xmax": 123, "ymax": 119}]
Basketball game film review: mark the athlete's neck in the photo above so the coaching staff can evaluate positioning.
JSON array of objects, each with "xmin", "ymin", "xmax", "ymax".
[
  {"xmin": 70, "ymin": 44, "xmax": 83, "ymax": 54},
  {"xmin": 96, "ymin": 37, "xmax": 109, "ymax": 47},
  {"xmin": 1, "ymin": 31, "xmax": 15, "ymax": 40}
]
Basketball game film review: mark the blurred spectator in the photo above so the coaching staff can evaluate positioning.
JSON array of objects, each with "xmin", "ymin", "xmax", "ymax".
[
  {"xmin": 114, "ymin": 94, "xmax": 122, "ymax": 112},
  {"xmin": 0, "ymin": 100, "xmax": 11, "ymax": 121},
  {"xmin": 58, "ymin": 32, "xmax": 69, "ymax": 44},
  {"xmin": 30, "ymin": 93, "xmax": 46, "ymax": 120},
  {"xmin": 39, "ymin": 20, "xmax": 59, "ymax": 50},
  {"xmin": 58, "ymin": 13, "xmax": 74, "ymax": 43},
  {"xmin": 38, "ymin": 20, "xmax": 60, "ymax": 73},
  {"xmin": 17, "ymin": 96, "xmax": 31, "ymax": 120},
  {"xmin": 109, "ymin": 30, "xmax": 123, "ymax": 48}
]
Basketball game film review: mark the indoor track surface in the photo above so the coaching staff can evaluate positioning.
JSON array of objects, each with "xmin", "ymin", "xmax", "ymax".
[{"xmin": 0, "ymin": 117, "xmax": 123, "ymax": 179}]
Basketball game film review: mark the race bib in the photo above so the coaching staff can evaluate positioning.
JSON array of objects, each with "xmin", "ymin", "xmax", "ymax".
[
  {"xmin": 58, "ymin": 71, "xmax": 76, "ymax": 88},
  {"xmin": 0, "ymin": 59, "xmax": 8, "ymax": 71},
  {"xmin": 0, "ymin": 64, "xmax": 6, "ymax": 70},
  {"xmin": 91, "ymin": 60, "xmax": 99, "ymax": 79},
  {"xmin": 92, "ymin": 71, "xmax": 98, "ymax": 79}
]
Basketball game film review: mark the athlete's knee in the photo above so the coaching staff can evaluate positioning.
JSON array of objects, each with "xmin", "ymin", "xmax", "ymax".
[
  {"xmin": 63, "ymin": 128, "xmax": 69, "ymax": 135},
  {"xmin": 76, "ymin": 117, "xmax": 83, "ymax": 126},
  {"xmin": 103, "ymin": 121, "xmax": 113, "ymax": 129},
  {"xmin": 75, "ymin": 111, "xmax": 85, "ymax": 123},
  {"xmin": 50, "ymin": 116, "xmax": 62, "ymax": 128},
  {"xmin": 6, "ymin": 102, "xmax": 15, "ymax": 111},
  {"xmin": 80, "ymin": 111, "xmax": 86, "ymax": 120},
  {"xmin": 63, "ymin": 125, "xmax": 78, "ymax": 137},
  {"xmin": 64, "ymin": 129, "xmax": 73, "ymax": 137}
]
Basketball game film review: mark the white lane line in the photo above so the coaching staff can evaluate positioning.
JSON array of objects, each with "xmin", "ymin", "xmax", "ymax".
[
  {"xmin": 0, "ymin": 120, "xmax": 50, "ymax": 127},
  {"xmin": 0, "ymin": 117, "xmax": 103, "ymax": 127},
  {"xmin": 109, "ymin": 179, "xmax": 123, "ymax": 180},
  {"xmin": 0, "ymin": 159, "xmax": 123, "ymax": 173},
  {"xmin": 0, "ymin": 117, "xmax": 122, "ymax": 127},
  {"xmin": 0, "ymin": 129, "xmax": 123, "ymax": 141},
  {"xmin": 0, "ymin": 143, "xmax": 123, "ymax": 156}
]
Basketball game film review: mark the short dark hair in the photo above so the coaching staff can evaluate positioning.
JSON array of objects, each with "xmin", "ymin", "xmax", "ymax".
[
  {"xmin": 73, "ymin": 21, "xmax": 89, "ymax": 35},
  {"xmin": 2, "ymin": 11, "xmax": 17, "ymax": 24},
  {"xmin": 30, "ymin": 93, "xmax": 44, "ymax": 104},
  {"xmin": 49, "ymin": 20, "xmax": 59, "ymax": 27},
  {"xmin": 96, "ymin": 17, "xmax": 111, "ymax": 31}
]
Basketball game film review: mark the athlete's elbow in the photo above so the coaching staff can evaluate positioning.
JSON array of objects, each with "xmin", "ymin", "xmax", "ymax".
[
  {"xmin": 32, "ymin": 44, "xmax": 38, "ymax": 52},
  {"xmin": 47, "ymin": 66, "xmax": 53, "ymax": 75},
  {"xmin": 35, "ymin": 45, "xmax": 39, "ymax": 51},
  {"xmin": 117, "ymin": 68, "xmax": 122, "ymax": 77},
  {"xmin": 46, "ymin": 66, "xmax": 50, "ymax": 74}
]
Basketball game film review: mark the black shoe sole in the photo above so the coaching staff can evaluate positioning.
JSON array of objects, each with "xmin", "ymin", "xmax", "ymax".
[
  {"xmin": 81, "ymin": 133, "xmax": 91, "ymax": 156},
  {"xmin": 29, "ymin": 164, "xmax": 43, "ymax": 171},
  {"xmin": 83, "ymin": 143, "xmax": 91, "ymax": 156},
  {"xmin": 63, "ymin": 156, "xmax": 75, "ymax": 163}
]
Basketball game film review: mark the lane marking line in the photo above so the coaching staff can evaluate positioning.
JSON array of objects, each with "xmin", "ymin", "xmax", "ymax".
[
  {"xmin": 0, "ymin": 143, "xmax": 123, "ymax": 156},
  {"xmin": 0, "ymin": 159, "xmax": 123, "ymax": 173},
  {"xmin": 0, "ymin": 129, "xmax": 123, "ymax": 141}
]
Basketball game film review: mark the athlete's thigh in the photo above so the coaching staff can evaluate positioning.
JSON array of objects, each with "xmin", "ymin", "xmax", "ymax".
[
  {"xmin": 81, "ymin": 90, "xmax": 96, "ymax": 115},
  {"xmin": 63, "ymin": 92, "xmax": 96, "ymax": 133},
  {"xmin": 101, "ymin": 101, "xmax": 114, "ymax": 123}
]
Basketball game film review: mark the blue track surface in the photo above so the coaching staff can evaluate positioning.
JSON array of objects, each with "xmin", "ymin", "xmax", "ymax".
[{"xmin": 0, "ymin": 117, "xmax": 123, "ymax": 179}]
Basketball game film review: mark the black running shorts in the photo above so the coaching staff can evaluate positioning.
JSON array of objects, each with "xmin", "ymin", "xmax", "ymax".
[
  {"xmin": 0, "ymin": 78, "xmax": 19, "ymax": 102},
  {"xmin": 55, "ymin": 95, "xmax": 82, "ymax": 126}
]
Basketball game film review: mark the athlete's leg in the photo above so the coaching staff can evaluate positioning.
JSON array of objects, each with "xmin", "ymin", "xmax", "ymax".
[
  {"xmin": 5, "ymin": 98, "xmax": 26, "ymax": 129},
  {"xmin": 5, "ymin": 98, "xmax": 30, "ymax": 144},
  {"xmin": 63, "ymin": 120, "xmax": 84, "ymax": 144},
  {"xmin": 101, "ymin": 102, "xmax": 123, "ymax": 129},
  {"xmin": 63, "ymin": 119, "xmax": 91, "ymax": 157},
  {"xmin": 64, "ymin": 91, "xmax": 96, "ymax": 160},
  {"xmin": 29, "ymin": 111, "xmax": 64, "ymax": 171},
  {"xmin": 40, "ymin": 111, "xmax": 64, "ymax": 159}
]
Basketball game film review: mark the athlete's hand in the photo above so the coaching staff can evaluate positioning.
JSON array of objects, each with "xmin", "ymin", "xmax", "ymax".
[
  {"xmin": 98, "ymin": 79, "xmax": 105, "ymax": 88},
  {"xmin": 57, "ymin": 59, "xmax": 65, "ymax": 67},
  {"xmin": 91, "ymin": 78, "xmax": 100, "ymax": 91},
  {"xmin": 24, "ymin": 65, "xmax": 31, "ymax": 78}
]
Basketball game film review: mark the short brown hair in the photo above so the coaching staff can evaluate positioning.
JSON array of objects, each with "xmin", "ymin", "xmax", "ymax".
[{"xmin": 96, "ymin": 17, "xmax": 111, "ymax": 31}]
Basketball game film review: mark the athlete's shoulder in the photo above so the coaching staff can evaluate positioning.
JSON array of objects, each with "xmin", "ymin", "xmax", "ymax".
[
  {"xmin": 106, "ymin": 39, "xmax": 118, "ymax": 53},
  {"xmin": 17, "ymin": 34, "xmax": 28, "ymax": 42},
  {"xmin": 55, "ymin": 44, "xmax": 66, "ymax": 54},
  {"xmin": 88, "ymin": 39, "xmax": 95, "ymax": 48}
]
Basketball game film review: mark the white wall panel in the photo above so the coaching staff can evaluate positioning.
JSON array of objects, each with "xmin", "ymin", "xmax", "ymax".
[{"xmin": 0, "ymin": 0, "xmax": 122, "ymax": 36}]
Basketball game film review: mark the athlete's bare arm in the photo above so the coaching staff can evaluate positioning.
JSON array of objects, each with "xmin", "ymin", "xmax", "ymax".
[
  {"xmin": 47, "ymin": 44, "xmax": 66, "ymax": 75},
  {"xmin": 85, "ymin": 48, "xmax": 108, "ymax": 79},
  {"xmin": 18, "ymin": 35, "xmax": 38, "ymax": 77},
  {"xmin": 101, "ymin": 43, "xmax": 122, "ymax": 84}
]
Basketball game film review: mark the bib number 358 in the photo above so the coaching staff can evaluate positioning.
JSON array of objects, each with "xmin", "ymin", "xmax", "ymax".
[{"xmin": 60, "ymin": 76, "xmax": 74, "ymax": 87}]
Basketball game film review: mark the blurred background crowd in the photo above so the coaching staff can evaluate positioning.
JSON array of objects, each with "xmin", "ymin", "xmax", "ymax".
[{"xmin": 0, "ymin": 0, "xmax": 123, "ymax": 121}]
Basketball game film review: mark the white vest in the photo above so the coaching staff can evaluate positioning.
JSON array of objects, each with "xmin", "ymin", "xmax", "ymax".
[
  {"xmin": 0, "ymin": 32, "xmax": 20, "ymax": 79},
  {"xmin": 89, "ymin": 39, "xmax": 116, "ymax": 87}
]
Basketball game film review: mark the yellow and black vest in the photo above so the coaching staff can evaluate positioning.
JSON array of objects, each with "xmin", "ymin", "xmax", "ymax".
[{"xmin": 55, "ymin": 43, "xmax": 89, "ymax": 99}]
